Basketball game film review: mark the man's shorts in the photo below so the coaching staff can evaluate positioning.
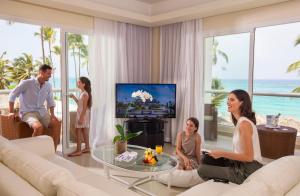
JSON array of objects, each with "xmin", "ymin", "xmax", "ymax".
[{"xmin": 22, "ymin": 112, "xmax": 51, "ymax": 128}]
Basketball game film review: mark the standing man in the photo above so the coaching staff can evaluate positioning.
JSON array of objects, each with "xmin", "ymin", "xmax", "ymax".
[{"xmin": 8, "ymin": 64, "xmax": 61, "ymax": 150}]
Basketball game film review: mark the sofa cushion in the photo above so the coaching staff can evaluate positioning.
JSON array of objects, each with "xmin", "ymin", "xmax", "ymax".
[
  {"xmin": 220, "ymin": 180, "xmax": 278, "ymax": 196},
  {"xmin": 286, "ymin": 182, "xmax": 300, "ymax": 196},
  {"xmin": 0, "ymin": 162, "xmax": 43, "ymax": 196},
  {"xmin": 178, "ymin": 179, "xmax": 236, "ymax": 196},
  {"xmin": 0, "ymin": 135, "xmax": 10, "ymax": 161},
  {"xmin": 57, "ymin": 180, "xmax": 110, "ymax": 196},
  {"xmin": 247, "ymin": 156, "xmax": 300, "ymax": 195},
  {"xmin": 47, "ymin": 155, "xmax": 91, "ymax": 179},
  {"xmin": 77, "ymin": 172, "xmax": 140, "ymax": 196},
  {"xmin": 157, "ymin": 169, "xmax": 203, "ymax": 188},
  {"xmin": 12, "ymin": 135, "xmax": 55, "ymax": 157},
  {"xmin": 2, "ymin": 145, "xmax": 75, "ymax": 196}
]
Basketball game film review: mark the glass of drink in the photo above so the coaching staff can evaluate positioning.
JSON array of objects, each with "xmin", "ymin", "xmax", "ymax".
[{"xmin": 155, "ymin": 145, "xmax": 163, "ymax": 154}]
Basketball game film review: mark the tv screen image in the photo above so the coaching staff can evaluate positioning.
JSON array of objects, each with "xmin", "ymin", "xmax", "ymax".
[{"xmin": 116, "ymin": 84, "xmax": 176, "ymax": 118}]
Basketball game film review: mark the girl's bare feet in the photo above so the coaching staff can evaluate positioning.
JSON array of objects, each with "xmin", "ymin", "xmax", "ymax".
[
  {"xmin": 68, "ymin": 150, "xmax": 82, "ymax": 157},
  {"xmin": 82, "ymin": 148, "xmax": 90, "ymax": 153}
]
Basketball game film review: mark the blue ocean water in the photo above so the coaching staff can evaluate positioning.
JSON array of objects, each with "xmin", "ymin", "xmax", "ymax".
[{"xmin": 217, "ymin": 79, "xmax": 300, "ymax": 120}]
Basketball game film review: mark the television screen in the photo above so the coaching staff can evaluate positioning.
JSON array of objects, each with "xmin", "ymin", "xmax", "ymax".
[{"xmin": 116, "ymin": 83, "xmax": 176, "ymax": 118}]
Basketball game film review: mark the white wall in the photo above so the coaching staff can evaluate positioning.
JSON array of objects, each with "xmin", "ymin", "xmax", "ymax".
[
  {"xmin": 203, "ymin": 0, "xmax": 300, "ymax": 36},
  {"xmin": 0, "ymin": 0, "xmax": 93, "ymax": 33}
]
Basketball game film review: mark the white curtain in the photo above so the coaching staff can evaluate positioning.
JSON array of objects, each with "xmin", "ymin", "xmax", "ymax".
[
  {"xmin": 89, "ymin": 18, "xmax": 150, "ymax": 147},
  {"xmin": 160, "ymin": 19, "xmax": 204, "ymax": 144}
]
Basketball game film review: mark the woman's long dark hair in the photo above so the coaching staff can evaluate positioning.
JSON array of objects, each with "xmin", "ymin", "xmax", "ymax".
[
  {"xmin": 80, "ymin": 76, "xmax": 92, "ymax": 108},
  {"xmin": 230, "ymin": 89, "xmax": 256, "ymax": 125},
  {"xmin": 187, "ymin": 117, "xmax": 199, "ymax": 133}
]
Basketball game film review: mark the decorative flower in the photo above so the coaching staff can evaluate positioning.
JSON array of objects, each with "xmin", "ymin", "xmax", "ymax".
[{"xmin": 131, "ymin": 90, "xmax": 153, "ymax": 102}]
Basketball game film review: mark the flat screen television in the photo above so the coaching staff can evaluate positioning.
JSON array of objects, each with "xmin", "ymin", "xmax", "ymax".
[{"xmin": 116, "ymin": 83, "xmax": 176, "ymax": 118}]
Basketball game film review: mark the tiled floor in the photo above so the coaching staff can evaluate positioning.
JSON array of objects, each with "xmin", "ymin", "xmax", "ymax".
[{"xmin": 58, "ymin": 136, "xmax": 300, "ymax": 196}]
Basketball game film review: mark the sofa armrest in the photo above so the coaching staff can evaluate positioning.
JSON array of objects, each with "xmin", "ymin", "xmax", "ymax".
[{"xmin": 11, "ymin": 135, "xmax": 55, "ymax": 157}]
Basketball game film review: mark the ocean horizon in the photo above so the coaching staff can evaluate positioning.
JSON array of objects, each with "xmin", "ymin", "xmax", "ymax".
[
  {"xmin": 218, "ymin": 79, "xmax": 300, "ymax": 120},
  {"xmin": 50, "ymin": 78, "xmax": 300, "ymax": 120}
]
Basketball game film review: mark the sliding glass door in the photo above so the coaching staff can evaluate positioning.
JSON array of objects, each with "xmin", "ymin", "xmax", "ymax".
[{"xmin": 61, "ymin": 31, "xmax": 89, "ymax": 154}]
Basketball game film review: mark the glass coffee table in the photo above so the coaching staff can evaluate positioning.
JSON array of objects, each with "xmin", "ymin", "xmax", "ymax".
[{"xmin": 92, "ymin": 145, "xmax": 178, "ymax": 195}]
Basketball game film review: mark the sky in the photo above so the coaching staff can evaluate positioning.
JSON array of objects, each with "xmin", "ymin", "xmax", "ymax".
[
  {"xmin": 210, "ymin": 22, "xmax": 300, "ymax": 80},
  {"xmin": 0, "ymin": 19, "xmax": 89, "ymax": 85}
]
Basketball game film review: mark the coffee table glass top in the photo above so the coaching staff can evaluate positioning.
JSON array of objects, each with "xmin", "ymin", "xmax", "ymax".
[{"xmin": 92, "ymin": 145, "xmax": 178, "ymax": 173}]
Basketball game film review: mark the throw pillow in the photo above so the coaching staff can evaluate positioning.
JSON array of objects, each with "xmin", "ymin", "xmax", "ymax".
[{"xmin": 157, "ymin": 169, "xmax": 203, "ymax": 188}]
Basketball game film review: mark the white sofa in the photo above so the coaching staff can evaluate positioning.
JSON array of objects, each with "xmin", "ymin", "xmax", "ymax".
[
  {"xmin": 0, "ymin": 135, "xmax": 139, "ymax": 196},
  {"xmin": 179, "ymin": 155, "xmax": 300, "ymax": 196}
]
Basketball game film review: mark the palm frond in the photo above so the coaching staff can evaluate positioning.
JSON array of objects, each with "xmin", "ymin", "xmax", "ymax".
[
  {"xmin": 217, "ymin": 50, "xmax": 229, "ymax": 63},
  {"xmin": 295, "ymin": 35, "xmax": 300, "ymax": 46},
  {"xmin": 292, "ymin": 86, "xmax": 300, "ymax": 93},
  {"xmin": 287, "ymin": 61, "xmax": 300, "ymax": 73}
]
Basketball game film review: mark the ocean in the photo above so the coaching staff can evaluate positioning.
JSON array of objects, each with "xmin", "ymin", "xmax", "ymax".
[
  {"xmin": 217, "ymin": 79, "xmax": 300, "ymax": 120},
  {"xmin": 50, "ymin": 78, "xmax": 300, "ymax": 119}
]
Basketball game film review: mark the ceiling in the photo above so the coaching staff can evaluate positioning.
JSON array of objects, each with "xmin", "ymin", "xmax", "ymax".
[{"xmin": 16, "ymin": 0, "xmax": 291, "ymax": 26}]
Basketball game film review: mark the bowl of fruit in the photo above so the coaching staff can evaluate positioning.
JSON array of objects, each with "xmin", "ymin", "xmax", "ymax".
[{"xmin": 143, "ymin": 148, "xmax": 158, "ymax": 165}]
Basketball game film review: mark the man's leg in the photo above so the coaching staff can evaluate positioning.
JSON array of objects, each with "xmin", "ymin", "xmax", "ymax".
[
  {"xmin": 22, "ymin": 112, "xmax": 44, "ymax": 136},
  {"xmin": 47, "ymin": 117, "xmax": 61, "ymax": 151}
]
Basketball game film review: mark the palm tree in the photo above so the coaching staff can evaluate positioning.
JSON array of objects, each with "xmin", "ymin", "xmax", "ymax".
[
  {"xmin": 68, "ymin": 34, "xmax": 83, "ymax": 81},
  {"xmin": 0, "ymin": 51, "xmax": 12, "ymax": 89},
  {"xmin": 212, "ymin": 38, "xmax": 229, "ymax": 67},
  {"xmin": 8, "ymin": 53, "xmax": 38, "ymax": 84},
  {"xmin": 211, "ymin": 38, "xmax": 229, "ymax": 105},
  {"xmin": 34, "ymin": 27, "xmax": 46, "ymax": 63},
  {"xmin": 287, "ymin": 35, "xmax": 300, "ymax": 93},
  {"xmin": 35, "ymin": 27, "xmax": 60, "ymax": 88},
  {"xmin": 77, "ymin": 41, "xmax": 89, "ymax": 75}
]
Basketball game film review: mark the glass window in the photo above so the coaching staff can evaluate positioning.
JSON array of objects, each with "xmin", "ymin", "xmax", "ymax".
[
  {"xmin": 254, "ymin": 22, "xmax": 300, "ymax": 134},
  {"xmin": 204, "ymin": 33, "xmax": 250, "ymax": 140},
  {"xmin": 254, "ymin": 22, "xmax": 300, "ymax": 93},
  {"xmin": 0, "ymin": 19, "xmax": 61, "ymax": 116}
]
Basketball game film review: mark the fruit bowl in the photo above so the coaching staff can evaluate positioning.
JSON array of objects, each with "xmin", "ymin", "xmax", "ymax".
[{"xmin": 143, "ymin": 148, "xmax": 158, "ymax": 165}]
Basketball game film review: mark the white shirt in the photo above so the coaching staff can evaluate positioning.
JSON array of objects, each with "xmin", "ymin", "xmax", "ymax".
[
  {"xmin": 9, "ymin": 78, "xmax": 55, "ymax": 118},
  {"xmin": 232, "ymin": 116, "xmax": 262, "ymax": 162}
]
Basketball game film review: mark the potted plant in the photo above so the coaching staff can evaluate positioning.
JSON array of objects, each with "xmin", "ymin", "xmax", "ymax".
[{"xmin": 113, "ymin": 124, "xmax": 142, "ymax": 154}]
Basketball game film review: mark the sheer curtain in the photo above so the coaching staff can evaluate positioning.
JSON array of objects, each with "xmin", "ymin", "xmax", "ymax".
[
  {"xmin": 160, "ymin": 19, "xmax": 204, "ymax": 144},
  {"xmin": 89, "ymin": 18, "xmax": 150, "ymax": 147}
]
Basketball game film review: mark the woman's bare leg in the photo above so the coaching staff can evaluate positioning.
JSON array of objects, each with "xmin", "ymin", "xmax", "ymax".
[
  {"xmin": 81, "ymin": 128, "xmax": 90, "ymax": 153},
  {"xmin": 68, "ymin": 128, "xmax": 82, "ymax": 156}
]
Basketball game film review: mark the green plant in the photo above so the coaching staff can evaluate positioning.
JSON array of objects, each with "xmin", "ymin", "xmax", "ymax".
[
  {"xmin": 211, "ymin": 78, "xmax": 227, "ymax": 107},
  {"xmin": 113, "ymin": 124, "xmax": 142, "ymax": 144},
  {"xmin": 287, "ymin": 35, "xmax": 300, "ymax": 93}
]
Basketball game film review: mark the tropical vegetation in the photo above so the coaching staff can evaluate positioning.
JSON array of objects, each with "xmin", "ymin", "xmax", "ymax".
[
  {"xmin": 0, "ymin": 21, "xmax": 88, "ymax": 90},
  {"xmin": 211, "ymin": 38, "xmax": 229, "ymax": 107},
  {"xmin": 287, "ymin": 35, "xmax": 300, "ymax": 93}
]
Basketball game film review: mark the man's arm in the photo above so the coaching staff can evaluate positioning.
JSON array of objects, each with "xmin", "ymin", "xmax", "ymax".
[
  {"xmin": 46, "ymin": 86, "xmax": 56, "ymax": 117},
  {"xmin": 8, "ymin": 80, "xmax": 27, "ymax": 117}
]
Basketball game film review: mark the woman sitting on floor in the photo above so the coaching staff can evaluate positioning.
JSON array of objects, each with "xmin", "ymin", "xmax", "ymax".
[{"xmin": 176, "ymin": 117, "xmax": 201, "ymax": 170}]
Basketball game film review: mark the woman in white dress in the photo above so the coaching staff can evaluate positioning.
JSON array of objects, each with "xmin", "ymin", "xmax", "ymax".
[{"xmin": 68, "ymin": 77, "xmax": 92, "ymax": 157}]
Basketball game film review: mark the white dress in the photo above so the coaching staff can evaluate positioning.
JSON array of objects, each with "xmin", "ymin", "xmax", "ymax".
[{"xmin": 75, "ymin": 91, "xmax": 90, "ymax": 128}]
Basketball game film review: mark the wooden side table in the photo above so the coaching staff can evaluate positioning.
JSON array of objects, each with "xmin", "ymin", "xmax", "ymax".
[{"xmin": 257, "ymin": 125, "xmax": 297, "ymax": 159}]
